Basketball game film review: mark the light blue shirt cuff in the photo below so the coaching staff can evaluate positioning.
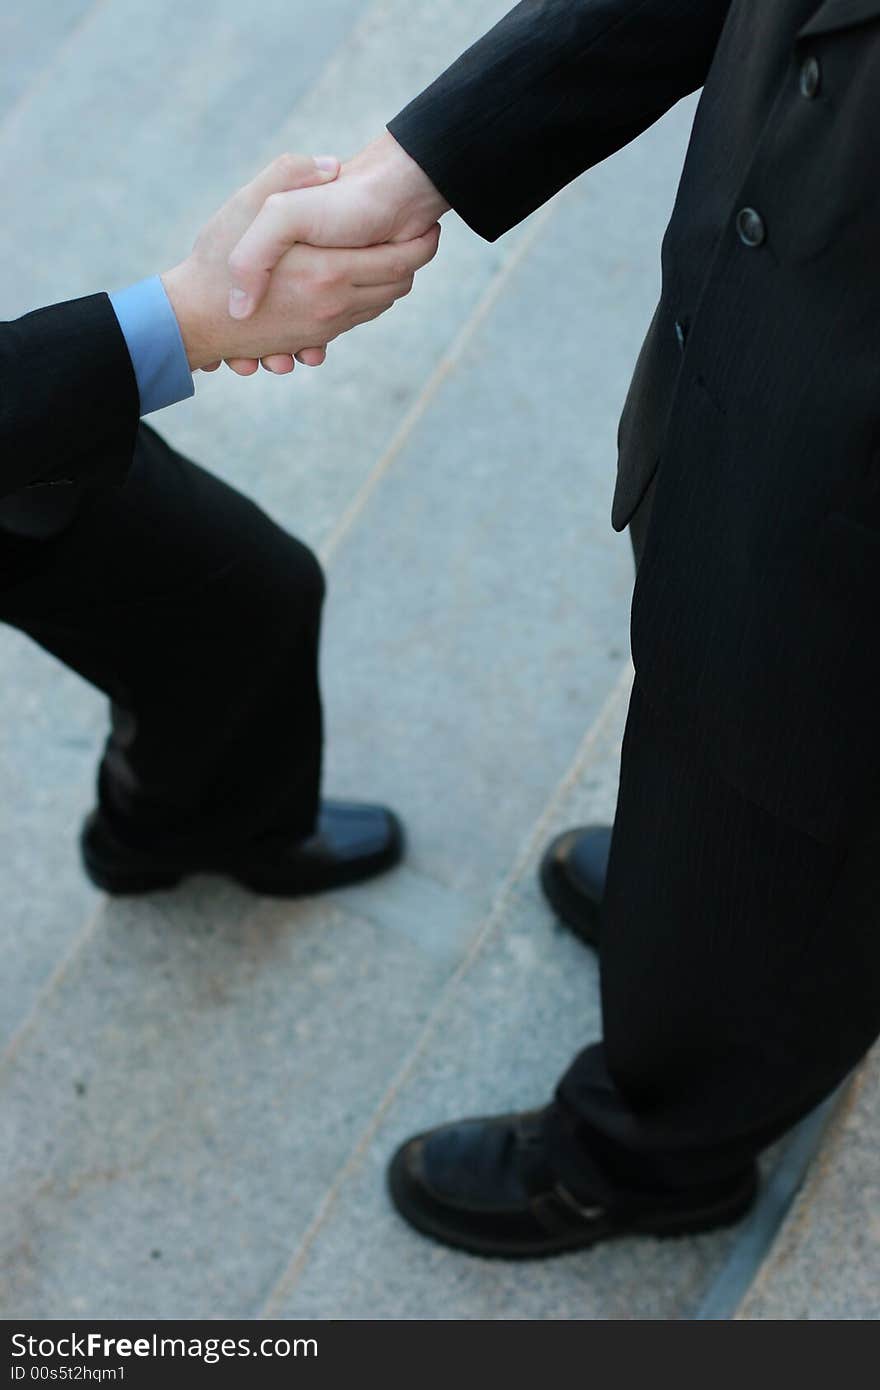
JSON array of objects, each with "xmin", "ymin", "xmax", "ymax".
[{"xmin": 109, "ymin": 275, "xmax": 195, "ymax": 416}]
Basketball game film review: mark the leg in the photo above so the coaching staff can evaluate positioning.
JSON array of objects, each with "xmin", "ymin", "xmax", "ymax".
[
  {"xmin": 389, "ymin": 679, "xmax": 880, "ymax": 1254},
  {"xmin": 2, "ymin": 426, "xmax": 402, "ymax": 894},
  {"xmin": 1, "ymin": 425, "xmax": 325, "ymax": 857},
  {"xmin": 3, "ymin": 425, "xmax": 405, "ymax": 900},
  {"xmin": 546, "ymin": 683, "xmax": 880, "ymax": 1192},
  {"xmin": 539, "ymin": 472, "xmax": 658, "ymax": 944}
]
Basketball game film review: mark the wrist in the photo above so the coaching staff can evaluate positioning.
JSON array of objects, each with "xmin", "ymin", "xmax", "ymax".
[
  {"xmin": 347, "ymin": 131, "xmax": 449, "ymax": 235},
  {"xmin": 160, "ymin": 262, "xmax": 215, "ymax": 372}
]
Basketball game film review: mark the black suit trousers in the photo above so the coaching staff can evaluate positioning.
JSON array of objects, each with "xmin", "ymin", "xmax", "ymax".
[
  {"xmin": 0, "ymin": 425, "xmax": 325, "ymax": 855},
  {"xmin": 543, "ymin": 482, "xmax": 880, "ymax": 1193}
]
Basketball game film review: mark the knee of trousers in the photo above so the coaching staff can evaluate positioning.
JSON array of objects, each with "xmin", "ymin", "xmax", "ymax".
[
  {"xmin": 253, "ymin": 529, "xmax": 326, "ymax": 639},
  {"xmin": 281, "ymin": 532, "xmax": 325, "ymax": 611}
]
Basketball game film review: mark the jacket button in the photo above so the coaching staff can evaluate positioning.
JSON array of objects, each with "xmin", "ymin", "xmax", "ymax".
[
  {"xmin": 736, "ymin": 207, "xmax": 766, "ymax": 247},
  {"xmin": 800, "ymin": 55, "xmax": 821, "ymax": 99},
  {"xmin": 674, "ymin": 320, "xmax": 687, "ymax": 351}
]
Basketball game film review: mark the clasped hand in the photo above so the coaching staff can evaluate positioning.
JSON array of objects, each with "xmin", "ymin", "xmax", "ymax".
[{"xmin": 162, "ymin": 136, "xmax": 449, "ymax": 378}]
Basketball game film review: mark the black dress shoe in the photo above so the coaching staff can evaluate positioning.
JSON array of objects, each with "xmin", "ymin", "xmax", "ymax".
[
  {"xmin": 388, "ymin": 1109, "xmax": 757, "ymax": 1259},
  {"xmin": 80, "ymin": 798, "xmax": 404, "ymax": 897},
  {"xmin": 539, "ymin": 824, "xmax": 613, "ymax": 947}
]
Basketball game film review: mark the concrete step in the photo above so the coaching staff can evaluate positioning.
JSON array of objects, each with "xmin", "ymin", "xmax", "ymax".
[
  {"xmin": 0, "ymin": 0, "xmax": 524, "ymax": 1049},
  {"xmin": 735, "ymin": 1054, "xmax": 880, "ymax": 1320},
  {"xmin": 275, "ymin": 612, "xmax": 866, "ymax": 1304},
  {"xmin": 263, "ymin": 669, "xmax": 742, "ymax": 1321},
  {"xmin": 0, "ymin": 78, "xmax": 679, "ymax": 1304},
  {"xmin": 0, "ymin": 666, "xmax": 630, "ymax": 1321},
  {"xmin": 0, "ymin": 0, "xmax": 377, "ymax": 311},
  {"xmin": 1, "ymin": 0, "xmax": 692, "ymax": 1046},
  {"xmin": 0, "ymin": 0, "xmax": 96, "ymax": 120},
  {"xmin": 3, "ymin": 0, "xmax": 858, "ymax": 1326},
  {"xmin": 3, "ymin": 669, "xmax": 767, "ymax": 1322},
  {"xmin": 264, "ymin": 671, "xmax": 846, "ymax": 1322},
  {"xmin": 0, "ymin": 870, "xmax": 477, "ymax": 1318}
]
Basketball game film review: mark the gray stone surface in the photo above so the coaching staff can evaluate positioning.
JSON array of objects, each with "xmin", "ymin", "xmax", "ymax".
[
  {"xmin": 3, "ymin": 0, "xmax": 847, "ymax": 1326},
  {"xmin": 0, "ymin": 875, "xmax": 462, "ymax": 1319},
  {"xmin": 0, "ymin": 629, "xmax": 103, "ymax": 1053},
  {"xmin": 0, "ymin": 0, "xmax": 94, "ymax": 118},
  {"xmin": 266, "ymin": 673, "xmax": 745, "ymax": 1321},
  {"xmin": 0, "ymin": 0, "xmax": 691, "ymax": 1045},
  {"xmin": 0, "ymin": 0, "xmax": 519, "ymax": 1048},
  {"xmin": 152, "ymin": 0, "xmax": 529, "ymax": 544},
  {"xmin": 736, "ymin": 1050, "xmax": 880, "ymax": 1321},
  {"xmin": 314, "ymin": 150, "xmax": 667, "ymax": 900},
  {"xmin": 0, "ymin": 0, "xmax": 370, "ymax": 310}
]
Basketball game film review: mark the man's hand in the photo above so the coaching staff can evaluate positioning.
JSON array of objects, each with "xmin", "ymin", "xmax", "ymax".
[
  {"xmin": 161, "ymin": 152, "xmax": 440, "ymax": 375},
  {"xmin": 226, "ymin": 133, "xmax": 450, "ymax": 322}
]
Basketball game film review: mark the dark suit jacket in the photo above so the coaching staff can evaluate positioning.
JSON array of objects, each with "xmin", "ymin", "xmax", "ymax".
[
  {"xmin": 0, "ymin": 293, "xmax": 138, "ymax": 499},
  {"xmin": 390, "ymin": 0, "xmax": 880, "ymax": 844}
]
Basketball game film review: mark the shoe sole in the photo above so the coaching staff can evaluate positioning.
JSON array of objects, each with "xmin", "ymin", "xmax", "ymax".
[
  {"xmin": 81, "ymin": 817, "xmax": 404, "ymax": 898},
  {"xmin": 234, "ymin": 828, "xmax": 404, "ymax": 897},
  {"xmin": 388, "ymin": 1147, "xmax": 758, "ymax": 1260},
  {"xmin": 80, "ymin": 862, "xmax": 186, "ymax": 895},
  {"xmin": 539, "ymin": 848, "xmax": 601, "ymax": 949}
]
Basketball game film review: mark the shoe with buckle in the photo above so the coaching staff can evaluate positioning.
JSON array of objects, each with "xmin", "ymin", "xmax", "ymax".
[{"xmin": 388, "ymin": 1108, "xmax": 758, "ymax": 1259}]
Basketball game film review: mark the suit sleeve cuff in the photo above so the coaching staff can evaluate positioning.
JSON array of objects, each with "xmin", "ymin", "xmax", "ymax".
[{"xmin": 109, "ymin": 275, "xmax": 195, "ymax": 415}]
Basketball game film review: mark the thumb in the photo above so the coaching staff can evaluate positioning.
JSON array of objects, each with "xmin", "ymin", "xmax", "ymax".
[{"xmin": 228, "ymin": 155, "xmax": 339, "ymax": 319}]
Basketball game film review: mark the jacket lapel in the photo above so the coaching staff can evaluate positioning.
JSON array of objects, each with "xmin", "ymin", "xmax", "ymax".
[{"xmin": 800, "ymin": 0, "xmax": 880, "ymax": 38}]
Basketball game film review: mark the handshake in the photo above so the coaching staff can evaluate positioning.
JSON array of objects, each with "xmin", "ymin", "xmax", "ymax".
[{"xmin": 161, "ymin": 133, "xmax": 450, "ymax": 377}]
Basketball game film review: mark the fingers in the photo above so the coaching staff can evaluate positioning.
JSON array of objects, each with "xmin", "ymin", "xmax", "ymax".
[
  {"xmin": 225, "ymin": 358, "xmax": 261, "ymax": 376},
  {"xmin": 228, "ymin": 197, "xmax": 440, "ymax": 323},
  {"xmin": 261, "ymin": 354, "xmax": 296, "ymax": 374},
  {"xmin": 227, "ymin": 156, "xmax": 339, "ymax": 320},
  {"xmin": 348, "ymin": 285, "xmax": 408, "ymax": 313},
  {"xmin": 221, "ymin": 347, "xmax": 328, "ymax": 377},
  {"xmin": 260, "ymin": 348, "xmax": 326, "ymax": 373},
  {"xmin": 348, "ymin": 306, "xmax": 390, "ymax": 329},
  {"xmin": 244, "ymin": 152, "xmax": 339, "ymax": 207},
  {"xmin": 200, "ymin": 361, "xmax": 222, "ymax": 372},
  {"xmin": 294, "ymin": 346, "xmax": 327, "ymax": 367},
  {"xmin": 228, "ymin": 188, "xmax": 315, "ymax": 321},
  {"xmin": 349, "ymin": 224, "xmax": 441, "ymax": 285}
]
